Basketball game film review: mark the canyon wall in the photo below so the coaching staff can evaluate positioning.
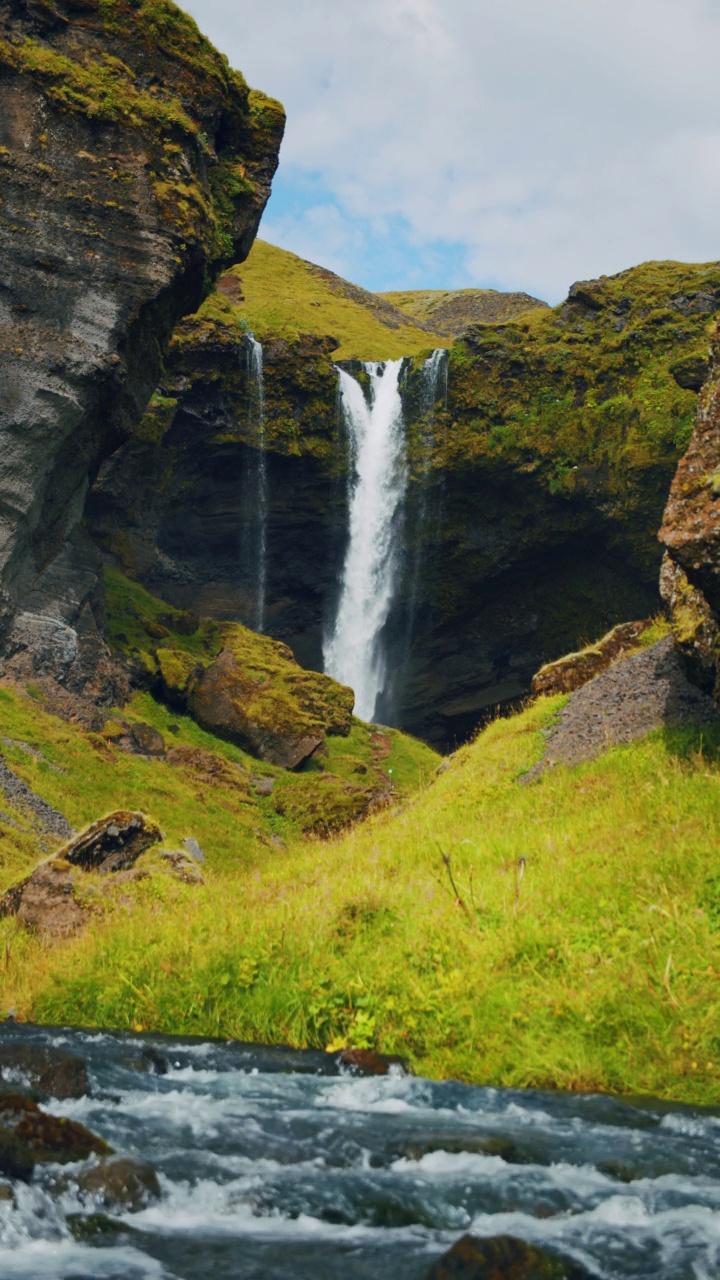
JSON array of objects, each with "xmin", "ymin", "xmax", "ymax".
[
  {"xmin": 0, "ymin": 0, "xmax": 284, "ymax": 697},
  {"xmin": 88, "ymin": 250, "xmax": 720, "ymax": 746}
]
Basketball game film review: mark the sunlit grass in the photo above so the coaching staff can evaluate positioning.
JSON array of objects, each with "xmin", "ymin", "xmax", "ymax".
[{"xmin": 4, "ymin": 690, "xmax": 720, "ymax": 1105}]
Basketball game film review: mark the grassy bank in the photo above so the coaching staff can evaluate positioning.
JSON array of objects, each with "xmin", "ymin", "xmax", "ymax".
[{"xmin": 3, "ymin": 693, "xmax": 720, "ymax": 1106}]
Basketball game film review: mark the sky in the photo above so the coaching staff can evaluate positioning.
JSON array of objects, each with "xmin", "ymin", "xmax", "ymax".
[{"xmin": 184, "ymin": 0, "xmax": 720, "ymax": 303}]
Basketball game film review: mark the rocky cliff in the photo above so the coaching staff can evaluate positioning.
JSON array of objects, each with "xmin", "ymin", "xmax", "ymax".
[
  {"xmin": 0, "ymin": 0, "xmax": 284, "ymax": 700},
  {"xmin": 87, "ymin": 247, "xmax": 720, "ymax": 747},
  {"xmin": 660, "ymin": 323, "xmax": 720, "ymax": 696}
]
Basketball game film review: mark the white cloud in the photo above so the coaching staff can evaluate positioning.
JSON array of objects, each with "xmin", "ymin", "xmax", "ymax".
[{"xmin": 184, "ymin": 0, "xmax": 720, "ymax": 299}]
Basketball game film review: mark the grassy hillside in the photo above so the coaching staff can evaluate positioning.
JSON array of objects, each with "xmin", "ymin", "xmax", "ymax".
[
  {"xmin": 381, "ymin": 286, "xmax": 549, "ymax": 336},
  {"xmin": 206, "ymin": 239, "xmax": 449, "ymax": 360},
  {"xmin": 4, "ymin": 687, "xmax": 720, "ymax": 1107}
]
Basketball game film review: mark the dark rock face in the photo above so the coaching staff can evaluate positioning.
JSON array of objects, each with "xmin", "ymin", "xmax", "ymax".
[
  {"xmin": 660, "ymin": 324, "xmax": 720, "ymax": 700},
  {"xmin": 85, "ymin": 262, "xmax": 711, "ymax": 748},
  {"xmin": 0, "ymin": 0, "xmax": 283, "ymax": 693},
  {"xmin": 425, "ymin": 1234, "xmax": 593, "ymax": 1280},
  {"xmin": 75, "ymin": 1155, "xmax": 161, "ymax": 1211},
  {"xmin": 0, "ymin": 810, "xmax": 162, "ymax": 936},
  {"xmin": 0, "ymin": 1092, "xmax": 111, "ymax": 1162},
  {"xmin": 0, "ymin": 1043, "xmax": 90, "ymax": 1098}
]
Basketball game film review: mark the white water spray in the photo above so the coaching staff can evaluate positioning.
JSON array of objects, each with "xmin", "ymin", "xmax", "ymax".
[
  {"xmin": 246, "ymin": 335, "xmax": 268, "ymax": 633},
  {"xmin": 324, "ymin": 360, "xmax": 407, "ymax": 722}
]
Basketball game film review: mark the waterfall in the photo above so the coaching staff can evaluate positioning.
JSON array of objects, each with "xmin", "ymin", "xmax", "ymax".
[
  {"xmin": 245, "ymin": 334, "xmax": 268, "ymax": 633},
  {"xmin": 324, "ymin": 360, "xmax": 407, "ymax": 722}
]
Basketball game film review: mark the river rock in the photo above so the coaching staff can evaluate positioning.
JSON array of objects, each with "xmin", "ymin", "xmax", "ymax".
[
  {"xmin": 0, "ymin": 1045, "xmax": 90, "ymax": 1099},
  {"xmin": 425, "ymin": 1233, "xmax": 594, "ymax": 1279},
  {"xmin": 337, "ymin": 1049, "xmax": 409, "ymax": 1076},
  {"xmin": 75, "ymin": 1155, "xmax": 160, "ymax": 1211},
  {"xmin": 0, "ymin": 1127, "xmax": 34, "ymax": 1183},
  {"xmin": 0, "ymin": 1093, "xmax": 111, "ymax": 1163}
]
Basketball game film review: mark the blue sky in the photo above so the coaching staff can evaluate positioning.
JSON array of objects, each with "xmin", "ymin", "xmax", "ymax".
[{"xmin": 185, "ymin": 0, "xmax": 720, "ymax": 303}]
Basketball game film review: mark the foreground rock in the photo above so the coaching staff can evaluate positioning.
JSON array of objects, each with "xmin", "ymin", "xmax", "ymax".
[
  {"xmin": 524, "ymin": 637, "xmax": 717, "ymax": 778},
  {"xmin": 0, "ymin": 0, "xmax": 283, "ymax": 695},
  {"xmin": 0, "ymin": 811, "xmax": 162, "ymax": 937},
  {"xmin": 0, "ymin": 1043, "xmax": 90, "ymax": 1098},
  {"xmin": 531, "ymin": 620, "xmax": 651, "ymax": 696},
  {"xmin": 75, "ymin": 1155, "xmax": 160, "ymax": 1211},
  {"xmin": 425, "ymin": 1234, "xmax": 593, "ymax": 1279},
  {"xmin": 0, "ymin": 1093, "xmax": 111, "ymax": 1163}
]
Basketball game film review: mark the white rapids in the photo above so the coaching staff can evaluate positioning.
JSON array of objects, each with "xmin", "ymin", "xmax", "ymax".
[{"xmin": 324, "ymin": 360, "xmax": 407, "ymax": 722}]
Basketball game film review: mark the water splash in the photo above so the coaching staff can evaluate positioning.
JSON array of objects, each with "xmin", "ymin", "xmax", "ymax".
[
  {"xmin": 324, "ymin": 360, "xmax": 407, "ymax": 722},
  {"xmin": 244, "ymin": 335, "xmax": 268, "ymax": 633}
]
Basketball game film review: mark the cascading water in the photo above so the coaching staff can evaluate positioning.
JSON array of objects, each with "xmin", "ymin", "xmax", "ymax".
[
  {"xmin": 324, "ymin": 360, "xmax": 407, "ymax": 722},
  {"xmin": 243, "ymin": 334, "xmax": 268, "ymax": 633}
]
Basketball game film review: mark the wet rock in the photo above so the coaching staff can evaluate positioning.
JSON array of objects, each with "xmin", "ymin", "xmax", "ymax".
[
  {"xmin": 0, "ymin": 1127, "xmax": 35, "ymax": 1183},
  {"xmin": 0, "ymin": 1045, "xmax": 90, "ymax": 1099},
  {"xmin": 66, "ymin": 1212, "xmax": 138, "ymax": 1244},
  {"xmin": 531, "ymin": 620, "xmax": 651, "ymax": 696},
  {"xmin": 0, "ymin": 1094, "xmax": 111, "ymax": 1163},
  {"xmin": 425, "ymin": 1233, "xmax": 594, "ymax": 1279},
  {"xmin": 0, "ymin": 1180, "xmax": 16, "ymax": 1204},
  {"xmin": 75, "ymin": 1155, "xmax": 160, "ymax": 1211},
  {"xmin": 337, "ymin": 1049, "xmax": 409, "ymax": 1077},
  {"xmin": 391, "ymin": 1133, "xmax": 529, "ymax": 1164}
]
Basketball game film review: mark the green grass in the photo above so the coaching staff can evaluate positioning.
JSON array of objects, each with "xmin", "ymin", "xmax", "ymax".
[
  {"xmin": 5, "ymin": 693, "xmax": 720, "ymax": 1105},
  {"xmin": 207, "ymin": 240, "xmax": 449, "ymax": 360}
]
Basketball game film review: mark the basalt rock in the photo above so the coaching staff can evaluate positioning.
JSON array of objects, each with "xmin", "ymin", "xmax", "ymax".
[
  {"xmin": 0, "ymin": 1092, "xmax": 111, "ymax": 1162},
  {"xmin": 0, "ymin": 1044, "xmax": 90, "ymax": 1099},
  {"xmin": 0, "ymin": 0, "xmax": 283, "ymax": 694},
  {"xmin": 660, "ymin": 324, "xmax": 720, "ymax": 699},
  {"xmin": 531, "ymin": 620, "xmax": 651, "ymax": 696},
  {"xmin": 74, "ymin": 1154, "xmax": 160, "ymax": 1211},
  {"xmin": 425, "ymin": 1234, "xmax": 594, "ymax": 1280},
  {"xmin": 87, "ymin": 257, "xmax": 719, "ymax": 748},
  {"xmin": 0, "ymin": 810, "xmax": 162, "ymax": 936}
]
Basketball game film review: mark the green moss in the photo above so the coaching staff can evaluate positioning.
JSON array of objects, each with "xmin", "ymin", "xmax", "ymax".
[
  {"xmin": 210, "ymin": 239, "xmax": 448, "ymax": 361},
  {"xmin": 134, "ymin": 393, "xmax": 178, "ymax": 444}
]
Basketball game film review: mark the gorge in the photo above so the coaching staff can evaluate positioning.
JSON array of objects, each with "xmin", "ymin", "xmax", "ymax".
[{"xmin": 3, "ymin": 0, "xmax": 720, "ymax": 1274}]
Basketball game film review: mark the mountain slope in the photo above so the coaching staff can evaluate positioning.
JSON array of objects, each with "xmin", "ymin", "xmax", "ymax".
[{"xmin": 380, "ymin": 286, "xmax": 549, "ymax": 336}]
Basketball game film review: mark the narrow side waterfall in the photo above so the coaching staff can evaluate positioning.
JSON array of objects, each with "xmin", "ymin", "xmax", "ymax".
[
  {"xmin": 245, "ymin": 335, "xmax": 268, "ymax": 632},
  {"xmin": 324, "ymin": 360, "xmax": 407, "ymax": 722}
]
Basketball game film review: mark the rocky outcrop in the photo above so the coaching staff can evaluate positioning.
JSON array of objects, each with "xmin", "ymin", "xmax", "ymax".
[
  {"xmin": 0, "ymin": 809, "xmax": 161, "ymax": 935},
  {"xmin": 0, "ymin": 1042, "xmax": 90, "ymax": 1097},
  {"xmin": 531, "ymin": 620, "xmax": 651, "ymax": 696},
  {"xmin": 0, "ymin": 0, "xmax": 283, "ymax": 695},
  {"xmin": 87, "ymin": 259, "xmax": 718, "ymax": 747},
  {"xmin": 660, "ymin": 324, "xmax": 720, "ymax": 697}
]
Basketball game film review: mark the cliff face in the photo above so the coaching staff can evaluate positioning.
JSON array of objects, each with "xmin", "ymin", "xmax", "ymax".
[
  {"xmin": 660, "ymin": 324, "xmax": 720, "ymax": 696},
  {"xmin": 88, "ymin": 251, "xmax": 720, "ymax": 747},
  {"xmin": 0, "ymin": 0, "xmax": 284, "ymax": 697}
]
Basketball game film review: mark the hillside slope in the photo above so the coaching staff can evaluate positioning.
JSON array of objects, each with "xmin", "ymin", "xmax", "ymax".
[
  {"xmin": 380, "ymin": 286, "xmax": 549, "ymax": 336},
  {"xmin": 221, "ymin": 239, "xmax": 449, "ymax": 359},
  {"xmin": 5, "ymin": 658, "xmax": 720, "ymax": 1107}
]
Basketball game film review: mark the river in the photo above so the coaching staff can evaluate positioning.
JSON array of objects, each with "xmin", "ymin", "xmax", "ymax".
[{"xmin": 1, "ymin": 1024, "xmax": 719, "ymax": 1278}]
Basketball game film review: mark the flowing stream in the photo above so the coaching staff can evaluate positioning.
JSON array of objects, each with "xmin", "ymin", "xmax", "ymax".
[
  {"xmin": 3, "ymin": 1024, "xmax": 720, "ymax": 1279},
  {"xmin": 324, "ymin": 361, "xmax": 408, "ymax": 721},
  {"xmin": 242, "ymin": 335, "xmax": 268, "ymax": 634}
]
